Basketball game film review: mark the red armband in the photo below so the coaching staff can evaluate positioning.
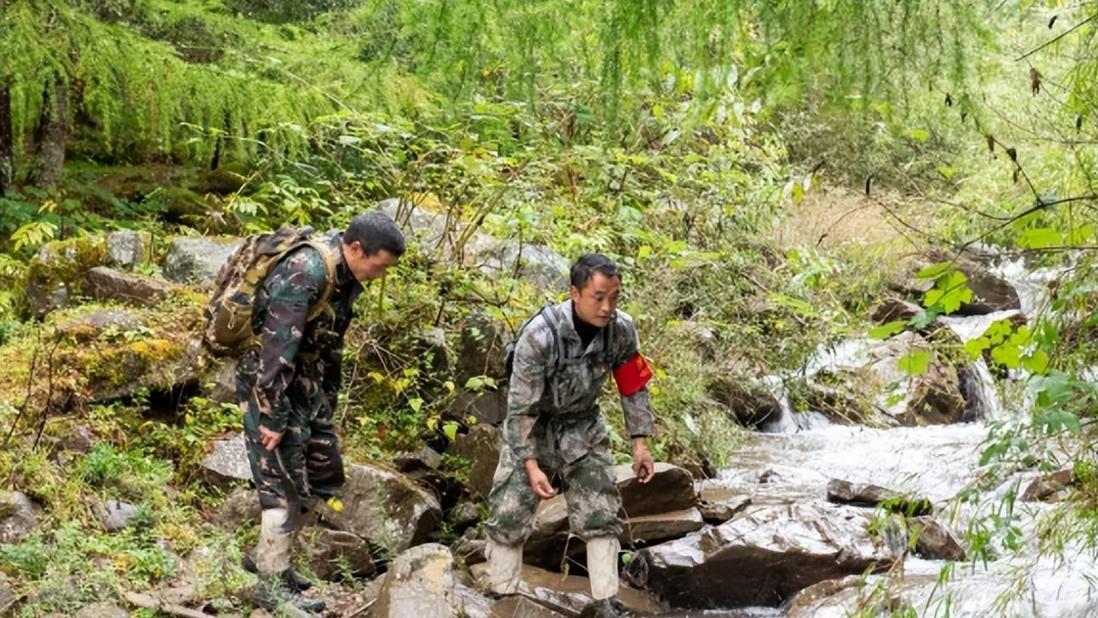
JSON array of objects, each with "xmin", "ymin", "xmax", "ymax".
[{"xmin": 613, "ymin": 353, "xmax": 653, "ymax": 396}]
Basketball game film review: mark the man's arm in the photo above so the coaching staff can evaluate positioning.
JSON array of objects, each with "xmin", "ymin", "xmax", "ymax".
[
  {"xmin": 613, "ymin": 316, "xmax": 656, "ymax": 483},
  {"xmin": 253, "ymin": 248, "xmax": 324, "ymax": 447},
  {"xmin": 503, "ymin": 320, "xmax": 556, "ymax": 498}
]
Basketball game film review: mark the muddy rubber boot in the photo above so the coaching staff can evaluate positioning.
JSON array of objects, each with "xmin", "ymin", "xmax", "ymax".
[{"xmin": 253, "ymin": 573, "xmax": 326, "ymax": 615}]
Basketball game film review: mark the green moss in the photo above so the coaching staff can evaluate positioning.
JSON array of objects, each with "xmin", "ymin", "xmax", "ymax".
[{"xmin": 25, "ymin": 236, "xmax": 110, "ymax": 298}]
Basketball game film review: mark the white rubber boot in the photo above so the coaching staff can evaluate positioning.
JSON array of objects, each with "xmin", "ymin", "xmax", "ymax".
[
  {"xmin": 586, "ymin": 536, "xmax": 621, "ymax": 600},
  {"xmin": 485, "ymin": 539, "xmax": 524, "ymax": 595},
  {"xmin": 256, "ymin": 508, "xmax": 292, "ymax": 575}
]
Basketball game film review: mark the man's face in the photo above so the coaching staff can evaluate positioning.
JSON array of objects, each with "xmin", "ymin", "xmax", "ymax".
[
  {"xmin": 343, "ymin": 241, "xmax": 399, "ymax": 282},
  {"xmin": 569, "ymin": 272, "xmax": 621, "ymax": 328}
]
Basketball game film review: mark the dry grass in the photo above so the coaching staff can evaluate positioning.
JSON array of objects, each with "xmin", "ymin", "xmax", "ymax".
[{"xmin": 770, "ymin": 186, "xmax": 936, "ymax": 257}]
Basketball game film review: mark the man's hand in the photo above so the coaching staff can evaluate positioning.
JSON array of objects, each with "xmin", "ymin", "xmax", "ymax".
[
  {"xmin": 259, "ymin": 425, "xmax": 284, "ymax": 451},
  {"xmin": 632, "ymin": 437, "xmax": 655, "ymax": 484},
  {"xmin": 524, "ymin": 459, "xmax": 557, "ymax": 499}
]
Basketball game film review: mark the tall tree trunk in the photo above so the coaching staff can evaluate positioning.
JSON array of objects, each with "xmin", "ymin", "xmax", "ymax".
[
  {"xmin": 31, "ymin": 79, "xmax": 67, "ymax": 189},
  {"xmin": 0, "ymin": 83, "xmax": 13, "ymax": 193}
]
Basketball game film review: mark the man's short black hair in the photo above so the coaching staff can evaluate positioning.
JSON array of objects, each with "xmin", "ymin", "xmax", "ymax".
[
  {"xmin": 570, "ymin": 253, "xmax": 620, "ymax": 289},
  {"xmin": 345, "ymin": 211, "xmax": 405, "ymax": 257}
]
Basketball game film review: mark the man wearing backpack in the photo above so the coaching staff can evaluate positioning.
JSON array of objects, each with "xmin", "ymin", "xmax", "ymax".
[
  {"xmin": 484, "ymin": 253, "xmax": 656, "ymax": 618},
  {"xmin": 233, "ymin": 212, "xmax": 405, "ymax": 614}
]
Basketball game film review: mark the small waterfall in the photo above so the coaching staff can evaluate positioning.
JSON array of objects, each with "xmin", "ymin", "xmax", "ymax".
[{"xmin": 959, "ymin": 358, "xmax": 1004, "ymax": 421}]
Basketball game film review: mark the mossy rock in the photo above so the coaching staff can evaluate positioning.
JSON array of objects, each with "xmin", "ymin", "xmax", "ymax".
[
  {"xmin": 24, "ymin": 236, "xmax": 111, "ymax": 318},
  {"xmin": 0, "ymin": 299, "xmax": 206, "ymax": 417}
]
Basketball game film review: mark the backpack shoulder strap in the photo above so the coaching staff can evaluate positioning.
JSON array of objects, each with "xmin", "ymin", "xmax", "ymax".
[{"xmin": 302, "ymin": 240, "xmax": 338, "ymax": 321}]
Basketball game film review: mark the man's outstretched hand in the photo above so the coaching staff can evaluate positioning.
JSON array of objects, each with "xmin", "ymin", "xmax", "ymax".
[
  {"xmin": 632, "ymin": 437, "xmax": 655, "ymax": 484},
  {"xmin": 525, "ymin": 459, "xmax": 558, "ymax": 499}
]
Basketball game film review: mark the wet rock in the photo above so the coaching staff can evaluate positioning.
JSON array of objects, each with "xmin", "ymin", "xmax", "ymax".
[
  {"xmin": 909, "ymin": 516, "xmax": 965, "ymax": 561},
  {"xmin": 75, "ymin": 602, "xmax": 129, "ymax": 618},
  {"xmin": 904, "ymin": 361, "xmax": 966, "ymax": 426},
  {"xmin": 826, "ymin": 479, "xmax": 932, "ymax": 516},
  {"xmin": 214, "ymin": 486, "xmax": 261, "ymax": 529},
  {"xmin": 470, "ymin": 563, "xmax": 666, "ymax": 617},
  {"xmin": 370, "ymin": 544, "xmax": 461, "ymax": 618},
  {"xmin": 448, "ymin": 425, "xmax": 502, "ymax": 500},
  {"xmin": 96, "ymin": 499, "xmax": 141, "ymax": 532},
  {"xmin": 631, "ymin": 503, "xmax": 898, "ymax": 607},
  {"xmin": 0, "ymin": 491, "xmax": 38, "ymax": 544},
  {"xmin": 1022, "ymin": 469, "xmax": 1076, "ymax": 503},
  {"xmin": 105, "ymin": 230, "xmax": 147, "ymax": 270},
  {"xmin": 85, "ymin": 266, "xmax": 173, "ymax": 306},
  {"xmin": 871, "ymin": 298, "xmax": 922, "ymax": 323},
  {"xmin": 201, "ymin": 432, "xmax": 252, "ymax": 485},
  {"xmin": 709, "ymin": 379, "xmax": 783, "ymax": 428},
  {"xmin": 318, "ymin": 462, "xmax": 441, "ymax": 555},
  {"xmin": 622, "ymin": 508, "xmax": 705, "ymax": 546},
  {"xmin": 615, "ymin": 463, "xmax": 696, "ymax": 517},
  {"xmin": 697, "ymin": 485, "xmax": 752, "ymax": 524},
  {"xmin": 302, "ymin": 528, "xmax": 376, "ymax": 581},
  {"xmin": 525, "ymin": 463, "xmax": 697, "ymax": 568},
  {"xmin": 491, "ymin": 596, "xmax": 568, "ymax": 617},
  {"xmin": 783, "ymin": 575, "xmax": 863, "ymax": 618},
  {"xmin": 162, "ymin": 237, "xmax": 240, "ymax": 285}
]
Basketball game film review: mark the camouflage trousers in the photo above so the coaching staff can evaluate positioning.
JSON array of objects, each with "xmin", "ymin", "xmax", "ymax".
[
  {"xmin": 238, "ymin": 358, "xmax": 345, "ymax": 511},
  {"xmin": 485, "ymin": 427, "xmax": 622, "ymax": 546}
]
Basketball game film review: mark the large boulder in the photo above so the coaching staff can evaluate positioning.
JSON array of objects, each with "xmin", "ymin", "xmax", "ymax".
[
  {"xmin": 628, "ymin": 503, "xmax": 899, "ymax": 608},
  {"xmin": 301, "ymin": 528, "xmax": 376, "ymax": 581},
  {"xmin": 25, "ymin": 236, "xmax": 111, "ymax": 318},
  {"xmin": 49, "ymin": 309, "xmax": 204, "ymax": 406},
  {"xmin": 371, "ymin": 544, "xmax": 486, "ymax": 618},
  {"xmin": 448, "ymin": 425, "xmax": 502, "ymax": 500},
  {"xmin": 0, "ymin": 491, "xmax": 38, "ymax": 544},
  {"xmin": 319, "ymin": 462, "xmax": 442, "ymax": 556},
  {"xmin": 615, "ymin": 463, "xmax": 696, "ymax": 517},
  {"xmin": 200, "ymin": 432, "xmax": 252, "ymax": 485},
  {"xmin": 480, "ymin": 243, "xmax": 569, "ymax": 293},
  {"xmin": 621, "ymin": 508, "xmax": 705, "ymax": 546},
  {"xmin": 697, "ymin": 484, "xmax": 752, "ymax": 525},
  {"xmin": 1022, "ymin": 469, "xmax": 1076, "ymax": 502},
  {"xmin": 470, "ymin": 563, "xmax": 666, "ymax": 617},
  {"xmin": 525, "ymin": 463, "xmax": 697, "ymax": 568},
  {"xmin": 708, "ymin": 378, "xmax": 783, "ymax": 428},
  {"xmin": 105, "ymin": 230, "xmax": 148, "ymax": 270},
  {"xmin": 85, "ymin": 266, "xmax": 174, "ymax": 306},
  {"xmin": 801, "ymin": 331, "xmax": 967, "ymax": 426},
  {"xmin": 162, "ymin": 237, "xmax": 240, "ymax": 285}
]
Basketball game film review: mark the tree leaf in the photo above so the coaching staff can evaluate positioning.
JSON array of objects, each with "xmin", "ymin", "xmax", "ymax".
[
  {"xmin": 898, "ymin": 351, "xmax": 932, "ymax": 376},
  {"xmin": 868, "ymin": 321, "xmax": 907, "ymax": 340}
]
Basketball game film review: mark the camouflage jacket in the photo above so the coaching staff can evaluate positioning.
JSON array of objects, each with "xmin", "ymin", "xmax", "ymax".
[
  {"xmin": 503, "ymin": 300, "xmax": 655, "ymax": 464},
  {"xmin": 241, "ymin": 231, "xmax": 364, "ymax": 433}
]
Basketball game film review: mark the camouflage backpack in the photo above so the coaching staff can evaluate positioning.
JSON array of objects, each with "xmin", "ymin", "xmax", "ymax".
[
  {"xmin": 502, "ymin": 303, "xmax": 612, "ymax": 408},
  {"xmin": 203, "ymin": 227, "xmax": 337, "ymax": 357}
]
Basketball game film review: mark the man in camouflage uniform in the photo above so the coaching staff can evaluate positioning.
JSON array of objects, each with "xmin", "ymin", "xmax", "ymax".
[
  {"xmin": 237, "ymin": 212, "xmax": 404, "ymax": 614},
  {"xmin": 485, "ymin": 253, "xmax": 656, "ymax": 618}
]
